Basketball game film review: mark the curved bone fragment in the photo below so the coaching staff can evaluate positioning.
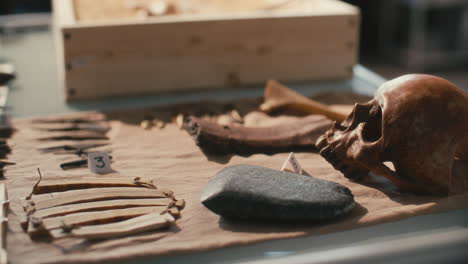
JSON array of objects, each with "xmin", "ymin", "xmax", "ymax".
[
  {"xmin": 26, "ymin": 198, "xmax": 173, "ymax": 222},
  {"xmin": 23, "ymin": 187, "xmax": 171, "ymax": 211},
  {"xmin": 260, "ymin": 80, "xmax": 348, "ymax": 122},
  {"xmin": 28, "ymin": 206, "xmax": 174, "ymax": 238},
  {"xmin": 32, "ymin": 177, "xmax": 157, "ymax": 194},
  {"xmin": 33, "ymin": 122, "xmax": 110, "ymax": 133},
  {"xmin": 184, "ymin": 115, "xmax": 333, "ymax": 155},
  {"xmin": 55, "ymin": 212, "xmax": 175, "ymax": 240}
]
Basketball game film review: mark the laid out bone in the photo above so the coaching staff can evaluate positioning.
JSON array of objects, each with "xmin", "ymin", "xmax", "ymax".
[{"xmin": 312, "ymin": 74, "xmax": 468, "ymax": 195}]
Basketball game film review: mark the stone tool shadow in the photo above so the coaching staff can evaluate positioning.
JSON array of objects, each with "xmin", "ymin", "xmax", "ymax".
[
  {"xmin": 218, "ymin": 202, "xmax": 368, "ymax": 234},
  {"xmin": 353, "ymin": 173, "xmax": 446, "ymax": 206}
]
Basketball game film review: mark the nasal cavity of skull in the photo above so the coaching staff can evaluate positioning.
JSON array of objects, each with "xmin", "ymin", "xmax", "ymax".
[{"xmin": 362, "ymin": 105, "xmax": 382, "ymax": 142}]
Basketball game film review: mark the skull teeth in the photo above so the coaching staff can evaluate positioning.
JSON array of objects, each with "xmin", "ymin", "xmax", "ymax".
[{"xmin": 318, "ymin": 143, "xmax": 365, "ymax": 181}]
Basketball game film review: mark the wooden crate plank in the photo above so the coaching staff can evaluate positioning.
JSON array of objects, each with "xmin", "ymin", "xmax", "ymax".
[{"xmin": 54, "ymin": 0, "xmax": 359, "ymax": 100}]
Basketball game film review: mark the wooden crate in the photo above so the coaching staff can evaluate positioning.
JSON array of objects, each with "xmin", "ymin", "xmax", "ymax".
[{"xmin": 53, "ymin": 0, "xmax": 360, "ymax": 101}]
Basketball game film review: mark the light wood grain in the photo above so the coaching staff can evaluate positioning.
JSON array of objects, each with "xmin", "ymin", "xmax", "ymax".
[
  {"xmin": 67, "ymin": 212, "xmax": 175, "ymax": 240},
  {"xmin": 53, "ymin": 0, "xmax": 359, "ymax": 101}
]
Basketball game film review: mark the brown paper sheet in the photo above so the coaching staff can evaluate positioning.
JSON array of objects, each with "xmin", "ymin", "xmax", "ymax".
[{"xmin": 5, "ymin": 95, "xmax": 468, "ymax": 263}]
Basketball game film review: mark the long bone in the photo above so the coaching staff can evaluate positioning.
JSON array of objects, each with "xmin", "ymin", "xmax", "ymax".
[
  {"xmin": 53, "ymin": 212, "xmax": 175, "ymax": 240},
  {"xmin": 31, "ymin": 177, "xmax": 157, "ymax": 194},
  {"xmin": 22, "ymin": 187, "xmax": 172, "ymax": 211},
  {"xmin": 260, "ymin": 80, "xmax": 349, "ymax": 122},
  {"xmin": 28, "ymin": 206, "xmax": 175, "ymax": 238}
]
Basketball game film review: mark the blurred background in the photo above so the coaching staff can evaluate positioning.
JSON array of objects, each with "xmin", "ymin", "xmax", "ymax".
[{"xmin": 1, "ymin": 0, "xmax": 467, "ymax": 85}]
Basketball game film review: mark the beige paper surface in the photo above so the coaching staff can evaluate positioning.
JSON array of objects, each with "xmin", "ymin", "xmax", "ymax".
[{"xmin": 5, "ymin": 95, "xmax": 468, "ymax": 263}]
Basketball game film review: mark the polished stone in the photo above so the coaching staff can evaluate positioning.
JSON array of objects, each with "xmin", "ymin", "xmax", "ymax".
[{"xmin": 201, "ymin": 164, "xmax": 355, "ymax": 221}]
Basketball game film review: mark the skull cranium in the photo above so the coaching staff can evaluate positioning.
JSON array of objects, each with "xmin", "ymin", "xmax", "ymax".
[{"xmin": 316, "ymin": 74, "xmax": 468, "ymax": 195}]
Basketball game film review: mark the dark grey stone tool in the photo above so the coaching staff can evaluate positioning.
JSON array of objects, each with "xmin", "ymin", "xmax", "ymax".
[{"xmin": 201, "ymin": 164, "xmax": 355, "ymax": 221}]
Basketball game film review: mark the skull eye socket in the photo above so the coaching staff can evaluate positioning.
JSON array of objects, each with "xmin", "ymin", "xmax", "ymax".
[{"xmin": 362, "ymin": 105, "xmax": 382, "ymax": 142}]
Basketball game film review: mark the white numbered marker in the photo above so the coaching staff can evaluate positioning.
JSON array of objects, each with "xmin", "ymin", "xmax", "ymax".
[
  {"xmin": 88, "ymin": 151, "xmax": 112, "ymax": 174},
  {"xmin": 281, "ymin": 152, "xmax": 303, "ymax": 174}
]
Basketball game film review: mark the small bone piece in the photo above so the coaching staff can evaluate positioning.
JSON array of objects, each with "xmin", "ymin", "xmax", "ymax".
[
  {"xmin": 175, "ymin": 113, "xmax": 185, "ymax": 129},
  {"xmin": 316, "ymin": 74, "xmax": 468, "ymax": 195},
  {"xmin": 32, "ymin": 177, "xmax": 157, "ymax": 195},
  {"xmin": 140, "ymin": 119, "xmax": 153, "ymax": 130},
  {"xmin": 63, "ymin": 212, "xmax": 175, "ymax": 240},
  {"xmin": 0, "ymin": 183, "xmax": 8, "ymax": 264},
  {"xmin": 260, "ymin": 80, "xmax": 348, "ymax": 122},
  {"xmin": 23, "ymin": 187, "xmax": 170, "ymax": 211},
  {"xmin": 184, "ymin": 115, "xmax": 332, "ymax": 155}
]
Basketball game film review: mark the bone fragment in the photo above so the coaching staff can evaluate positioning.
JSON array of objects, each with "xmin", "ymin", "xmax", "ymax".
[
  {"xmin": 184, "ymin": 115, "xmax": 332, "ymax": 155},
  {"xmin": 140, "ymin": 120, "xmax": 153, "ymax": 130},
  {"xmin": 33, "ymin": 122, "xmax": 110, "ymax": 133},
  {"xmin": 32, "ymin": 114, "xmax": 106, "ymax": 124},
  {"xmin": 0, "ymin": 183, "xmax": 7, "ymax": 264},
  {"xmin": 28, "ymin": 206, "xmax": 173, "ymax": 237},
  {"xmin": 260, "ymin": 80, "xmax": 348, "ymax": 122},
  {"xmin": 23, "ymin": 187, "xmax": 171, "ymax": 211},
  {"xmin": 32, "ymin": 198, "xmax": 174, "ymax": 219},
  {"xmin": 32, "ymin": 177, "xmax": 156, "ymax": 194},
  {"xmin": 64, "ymin": 212, "xmax": 175, "ymax": 240},
  {"xmin": 175, "ymin": 113, "xmax": 185, "ymax": 129},
  {"xmin": 37, "ymin": 131, "xmax": 109, "ymax": 141}
]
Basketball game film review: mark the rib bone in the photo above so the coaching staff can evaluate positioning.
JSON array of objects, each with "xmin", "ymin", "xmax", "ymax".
[
  {"xmin": 59, "ymin": 212, "xmax": 175, "ymax": 240},
  {"xmin": 23, "ymin": 187, "xmax": 171, "ymax": 211},
  {"xmin": 28, "ymin": 206, "xmax": 174, "ymax": 237},
  {"xmin": 21, "ymin": 198, "xmax": 174, "ymax": 230},
  {"xmin": 32, "ymin": 177, "xmax": 157, "ymax": 194}
]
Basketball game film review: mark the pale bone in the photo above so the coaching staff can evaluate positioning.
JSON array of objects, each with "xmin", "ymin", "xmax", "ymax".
[
  {"xmin": 23, "ymin": 187, "xmax": 172, "ymax": 211},
  {"xmin": 31, "ymin": 113, "xmax": 106, "ymax": 124},
  {"xmin": 175, "ymin": 113, "xmax": 185, "ymax": 129},
  {"xmin": 1, "ymin": 183, "xmax": 7, "ymax": 264},
  {"xmin": 259, "ymin": 80, "xmax": 348, "ymax": 122},
  {"xmin": 32, "ymin": 122, "xmax": 110, "ymax": 133},
  {"xmin": 28, "ymin": 206, "xmax": 174, "ymax": 236},
  {"xmin": 53, "ymin": 212, "xmax": 175, "ymax": 240},
  {"xmin": 21, "ymin": 198, "xmax": 174, "ymax": 229},
  {"xmin": 316, "ymin": 74, "xmax": 468, "ymax": 195},
  {"xmin": 32, "ymin": 177, "xmax": 157, "ymax": 195}
]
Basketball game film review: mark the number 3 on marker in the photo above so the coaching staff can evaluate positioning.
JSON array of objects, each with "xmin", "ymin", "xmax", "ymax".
[
  {"xmin": 94, "ymin": 156, "xmax": 105, "ymax": 168},
  {"xmin": 88, "ymin": 151, "xmax": 112, "ymax": 174}
]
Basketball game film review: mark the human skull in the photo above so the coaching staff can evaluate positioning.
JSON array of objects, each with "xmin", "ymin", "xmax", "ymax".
[{"xmin": 316, "ymin": 74, "xmax": 468, "ymax": 195}]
